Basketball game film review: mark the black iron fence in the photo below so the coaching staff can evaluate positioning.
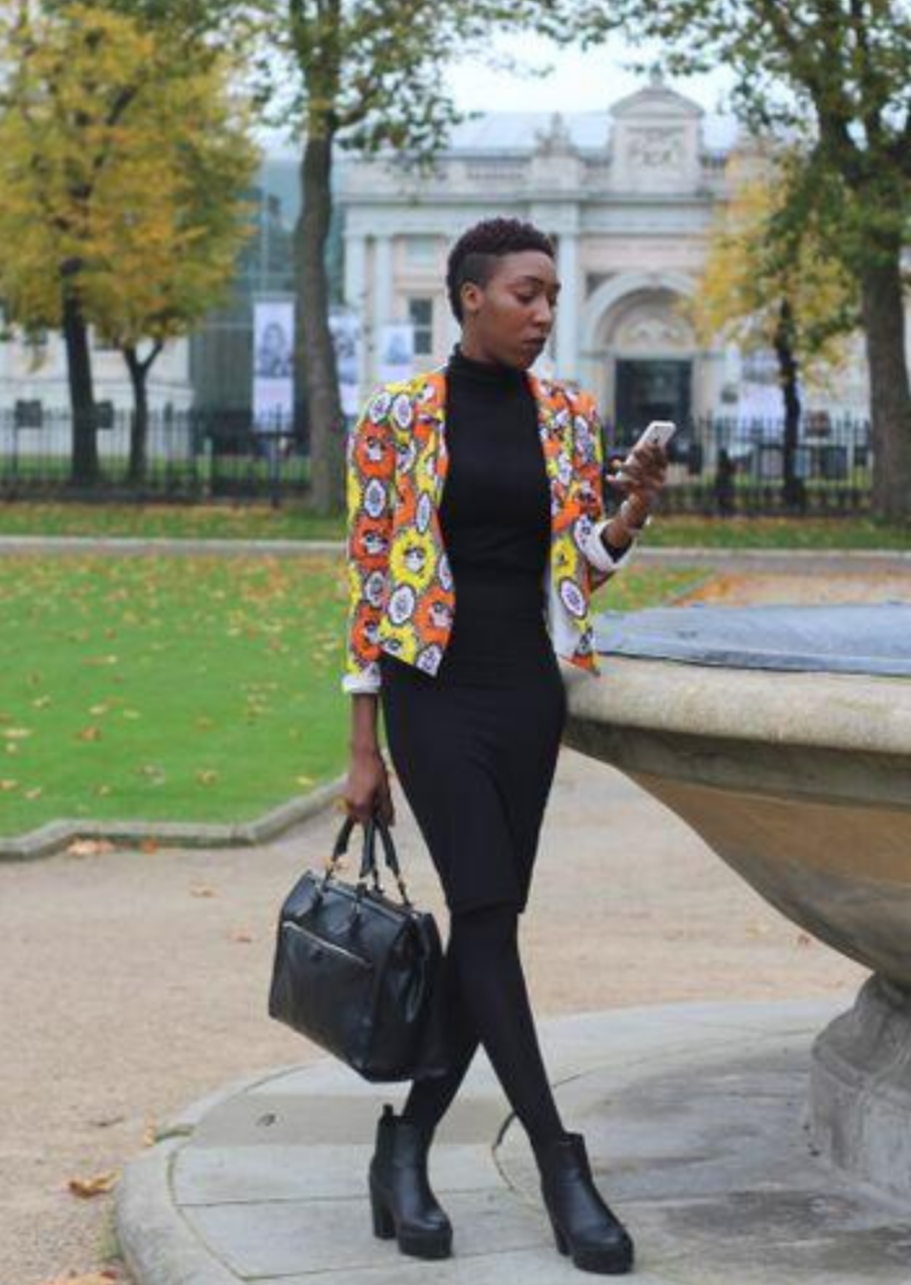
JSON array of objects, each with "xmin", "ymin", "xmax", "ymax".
[
  {"xmin": 0, "ymin": 406, "xmax": 309, "ymax": 504},
  {"xmin": 0, "ymin": 405, "xmax": 874, "ymax": 516}
]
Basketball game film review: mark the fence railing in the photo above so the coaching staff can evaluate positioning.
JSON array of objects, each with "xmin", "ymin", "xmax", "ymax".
[
  {"xmin": 0, "ymin": 407, "xmax": 309, "ymax": 504},
  {"xmin": 0, "ymin": 406, "xmax": 874, "ymax": 515}
]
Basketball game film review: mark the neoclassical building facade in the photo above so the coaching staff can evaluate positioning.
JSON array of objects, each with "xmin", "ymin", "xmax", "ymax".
[{"xmin": 339, "ymin": 72, "xmax": 870, "ymax": 424}]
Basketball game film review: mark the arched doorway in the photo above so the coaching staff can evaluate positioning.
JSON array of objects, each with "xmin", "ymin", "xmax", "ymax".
[
  {"xmin": 580, "ymin": 273, "xmax": 700, "ymax": 438},
  {"xmin": 605, "ymin": 290, "xmax": 695, "ymax": 438}
]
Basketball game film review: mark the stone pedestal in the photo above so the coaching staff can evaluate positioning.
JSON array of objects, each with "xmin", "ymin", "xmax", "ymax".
[{"xmin": 810, "ymin": 974, "xmax": 911, "ymax": 1200}]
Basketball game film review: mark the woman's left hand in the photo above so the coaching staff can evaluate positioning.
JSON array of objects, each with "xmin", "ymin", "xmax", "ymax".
[{"xmin": 605, "ymin": 440, "xmax": 669, "ymax": 514}]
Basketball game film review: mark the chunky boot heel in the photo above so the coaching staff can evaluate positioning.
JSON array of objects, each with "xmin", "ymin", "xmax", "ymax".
[
  {"xmin": 549, "ymin": 1210, "xmax": 569, "ymax": 1255},
  {"xmin": 369, "ymin": 1177, "xmax": 396, "ymax": 1239},
  {"xmin": 367, "ymin": 1103, "xmax": 453, "ymax": 1260},
  {"xmin": 536, "ymin": 1131, "xmax": 634, "ymax": 1275}
]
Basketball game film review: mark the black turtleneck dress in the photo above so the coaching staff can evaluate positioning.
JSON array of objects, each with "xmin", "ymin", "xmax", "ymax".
[{"xmin": 378, "ymin": 347, "xmax": 567, "ymax": 916}]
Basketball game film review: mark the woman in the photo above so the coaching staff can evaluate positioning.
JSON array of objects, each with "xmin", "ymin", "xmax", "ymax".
[{"xmin": 342, "ymin": 217, "xmax": 668, "ymax": 1275}]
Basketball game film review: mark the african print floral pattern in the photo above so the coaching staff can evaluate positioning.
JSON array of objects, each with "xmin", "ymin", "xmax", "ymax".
[{"xmin": 343, "ymin": 367, "xmax": 636, "ymax": 694}]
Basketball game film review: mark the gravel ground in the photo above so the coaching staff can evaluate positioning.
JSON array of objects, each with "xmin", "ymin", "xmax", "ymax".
[{"xmin": 2, "ymin": 570, "xmax": 907, "ymax": 1285}]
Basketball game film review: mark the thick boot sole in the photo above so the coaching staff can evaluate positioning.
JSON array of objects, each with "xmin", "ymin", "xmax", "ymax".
[
  {"xmin": 548, "ymin": 1211, "xmax": 634, "ymax": 1275},
  {"xmin": 369, "ymin": 1174, "xmax": 453, "ymax": 1259}
]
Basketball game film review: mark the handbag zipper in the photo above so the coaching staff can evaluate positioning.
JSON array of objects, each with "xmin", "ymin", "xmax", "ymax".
[{"xmin": 285, "ymin": 919, "xmax": 373, "ymax": 970}]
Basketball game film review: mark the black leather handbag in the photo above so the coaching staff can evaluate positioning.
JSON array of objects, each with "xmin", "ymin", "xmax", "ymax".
[{"xmin": 267, "ymin": 809, "xmax": 455, "ymax": 1082}]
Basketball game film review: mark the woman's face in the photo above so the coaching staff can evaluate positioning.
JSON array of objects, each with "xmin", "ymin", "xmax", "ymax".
[{"xmin": 460, "ymin": 249, "xmax": 560, "ymax": 369}]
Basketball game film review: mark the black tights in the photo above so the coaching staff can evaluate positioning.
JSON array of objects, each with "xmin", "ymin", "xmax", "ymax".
[{"xmin": 401, "ymin": 901, "xmax": 567, "ymax": 1152}]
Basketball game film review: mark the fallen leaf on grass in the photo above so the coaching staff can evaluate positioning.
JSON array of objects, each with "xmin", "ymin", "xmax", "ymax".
[
  {"xmin": 295, "ymin": 775, "xmax": 315, "ymax": 787},
  {"xmin": 0, "ymin": 779, "xmax": 18, "ymax": 791},
  {"xmin": 77, "ymin": 726, "xmax": 103, "ymax": 742},
  {"xmin": 2, "ymin": 726, "xmax": 32, "ymax": 739},
  {"xmin": 67, "ymin": 839, "xmax": 116, "ymax": 858},
  {"xmin": 67, "ymin": 1169, "xmax": 119, "ymax": 1197},
  {"xmin": 195, "ymin": 769, "xmax": 219, "ymax": 786}
]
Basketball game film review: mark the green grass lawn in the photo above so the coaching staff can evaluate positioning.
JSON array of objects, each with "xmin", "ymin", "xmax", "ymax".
[
  {"xmin": 0, "ymin": 555, "xmax": 701, "ymax": 838},
  {"xmin": 0, "ymin": 501, "xmax": 909, "ymax": 548}
]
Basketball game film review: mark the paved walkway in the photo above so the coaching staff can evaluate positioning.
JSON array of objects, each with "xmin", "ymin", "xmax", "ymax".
[
  {"xmin": 116, "ymin": 996, "xmax": 911, "ymax": 1285},
  {"xmin": 0, "ymin": 533, "xmax": 909, "ymax": 575}
]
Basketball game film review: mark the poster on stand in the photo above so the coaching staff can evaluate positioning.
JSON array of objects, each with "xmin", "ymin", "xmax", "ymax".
[
  {"xmin": 329, "ymin": 310, "xmax": 362, "ymax": 417},
  {"xmin": 253, "ymin": 300, "xmax": 295, "ymax": 429},
  {"xmin": 378, "ymin": 322, "xmax": 415, "ymax": 384}
]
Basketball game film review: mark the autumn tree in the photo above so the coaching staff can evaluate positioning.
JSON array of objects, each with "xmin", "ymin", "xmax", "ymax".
[
  {"xmin": 88, "ymin": 60, "xmax": 258, "ymax": 481},
  {"xmin": 690, "ymin": 150, "xmax": 858, "ymax": 509},
  {"xmin": 256, "ymin": 0, "xmax": 553, "ymax": 515},
  {"xmin": 0, "ymin": 2, "xmax": 256, "ymax": 484},
  {"xmin": 555, "ymin": 0, "xmax": 911, "ymax": 523}
]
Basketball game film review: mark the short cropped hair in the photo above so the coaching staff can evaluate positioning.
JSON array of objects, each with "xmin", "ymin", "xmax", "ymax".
[{"xmin": 446, "ymin": 218, "xmax": 555, "ymax": 322}]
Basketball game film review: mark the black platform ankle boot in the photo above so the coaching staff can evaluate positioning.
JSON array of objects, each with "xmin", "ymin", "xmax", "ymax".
[
  {"xmin": 535, "ymin": 1131, "xmax": 634, "ymax": 1275},
  {"xmin": 368, "ymin": 1103, "xmax": 453, "ymax": 1259}
]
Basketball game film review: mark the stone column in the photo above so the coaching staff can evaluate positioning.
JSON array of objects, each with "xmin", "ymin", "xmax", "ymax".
[
  {"xmin": 344, "ymin": 232, "xmax": 367, "ymax": 396},
  {"xmin": 556, "ymin": 232, "xmax": 579, "ymax": 380},
  {"xmin": 372, "ymin": 234, "xmax": 393, "ymax": 381}
]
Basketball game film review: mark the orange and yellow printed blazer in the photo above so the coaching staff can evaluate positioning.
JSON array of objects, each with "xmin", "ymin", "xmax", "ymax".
[{"xmin": 342, "ymin": 367, "xmax": 640, "ymax": 694}]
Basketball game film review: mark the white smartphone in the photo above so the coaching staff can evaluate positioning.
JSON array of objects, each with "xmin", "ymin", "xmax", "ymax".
[
  {"xmin": 629, "ymin": 420, "xmax": 677, "ymax": 454},
  {"xmin": 613, "ymin": 420, "xmax": 676, "ymax": 479}
]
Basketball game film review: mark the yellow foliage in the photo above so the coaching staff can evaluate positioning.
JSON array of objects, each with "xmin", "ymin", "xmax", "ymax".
[
  {"xmin": 0, "ymin": 3, "xmax": 259, "ymax": 345},
  {"xmin": 687, "ymin": 151, "xmax": 857, "ymax": 391}
]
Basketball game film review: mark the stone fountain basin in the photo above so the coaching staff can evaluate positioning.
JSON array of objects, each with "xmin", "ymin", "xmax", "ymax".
[{"xmin": 560, "ymin": 603, "xmax": 911, "ymax": 990}]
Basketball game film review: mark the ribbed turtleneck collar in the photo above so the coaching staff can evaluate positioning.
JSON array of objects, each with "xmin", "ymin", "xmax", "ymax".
[{"xmin": 446, "ymin": 343, "xmax": 529, "ymax": 390}]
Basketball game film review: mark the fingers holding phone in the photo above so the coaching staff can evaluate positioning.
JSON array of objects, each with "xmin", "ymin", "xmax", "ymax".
[{"xmin": 606, "ymin": 420, "xmax": 673, "ymax": 496}]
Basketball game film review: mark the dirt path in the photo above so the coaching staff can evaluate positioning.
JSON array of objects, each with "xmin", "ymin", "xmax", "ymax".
[{"xmin": 3, "ymin": 571, "xmax": 905, "ymax": 1285}]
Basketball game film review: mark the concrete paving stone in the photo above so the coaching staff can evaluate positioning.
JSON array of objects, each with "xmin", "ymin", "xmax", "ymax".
[
  {"xmin": 173, "ymin": 1141, "xmax": 503, "ymax": 1205},
  {"xmin": 188, "ymin": 1090, "xmax": 509, "ymax": 1148},
  {"xmin": 249, "ymin": 1055, "xmax": 503, "ymax": 1099},
  {"xmin": 181, "ymin": 1187, "xmax": 553, "ymax": 1277},
  {"xmin": 626, "ymin": 1193, "xmax": 911, "ymax": 1285},
  {"xmin": 249, "ymin": 1247, "xmax": 674, "ymax": 1285},
  {"xmin": 497, "ymin": 1036, "xmax": 911, "ymax": 1284}
]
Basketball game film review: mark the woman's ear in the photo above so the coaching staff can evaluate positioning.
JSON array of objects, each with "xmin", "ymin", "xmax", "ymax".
[{"xmin": 461, "ymin": 281, "xmax": 482, "ymax": 318}]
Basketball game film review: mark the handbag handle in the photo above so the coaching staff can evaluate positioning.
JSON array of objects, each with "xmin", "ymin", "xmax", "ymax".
[
  {"xmin": 361, "ymin": 812, "xmax": 412, "ymax": 907},
  {"xmin": 319, "ymin": 809, "xmax": 413, "ymax": 911}
]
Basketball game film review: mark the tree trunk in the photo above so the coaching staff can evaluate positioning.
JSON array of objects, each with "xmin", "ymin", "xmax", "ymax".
[
  {"xmin": 123, "ymin": 344, "xmax": 154, "ymax": 486},
  {"xmin": 859, "ymin": 241, "xmax": 911, "ymax": 523},
  {"xmin": 294, "ymin": 131, "xmax": 345, "ymax": 516},
  {"xmin": 62, "ymin": 290, "xmax": 98, "ymax": 485},
  {"xmin": 772, "ymin": 297, "xmax": 806, "ymax": 512}
]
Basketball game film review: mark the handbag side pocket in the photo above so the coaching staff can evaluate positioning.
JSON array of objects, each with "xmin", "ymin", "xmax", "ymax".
[{"xmin": 271, "ymin": 919, "xmax": 375, "ymax": 1061}]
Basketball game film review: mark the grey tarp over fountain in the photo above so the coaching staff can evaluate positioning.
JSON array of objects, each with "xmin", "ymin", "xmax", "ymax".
[{"xmin": 594, "ymin": 601, "xmax": 911, "ymax": 677}]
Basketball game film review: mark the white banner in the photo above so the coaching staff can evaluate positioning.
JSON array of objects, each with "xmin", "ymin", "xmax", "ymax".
[
  {"xmin": 253, "ymin": 300, "xmax": 295, "ymax": 428},
  {"xmin": 329, "ymin": 309, "xmax": 362, "ymax": 417},
  {"xmin": 736, "ymin": 348, "xmax": 785, "ymax": 422},
  {"xmin": 378, "ymin": 322, "xmax": 415, "ymax": 384}
]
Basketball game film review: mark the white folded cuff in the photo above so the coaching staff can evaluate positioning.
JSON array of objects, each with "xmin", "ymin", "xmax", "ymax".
[
  {"xmin": 341, "ymin": 661, "xmax": 382, "ymax": 695},
  {"xmin": 582, "ymin": 518, "xmax": 638, "ymax": 573}
]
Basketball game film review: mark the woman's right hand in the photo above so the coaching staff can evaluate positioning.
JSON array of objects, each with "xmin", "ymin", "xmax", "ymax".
[{"xmin": 344, "ymin": 745, "xmax": 395, "ymax": 828}]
